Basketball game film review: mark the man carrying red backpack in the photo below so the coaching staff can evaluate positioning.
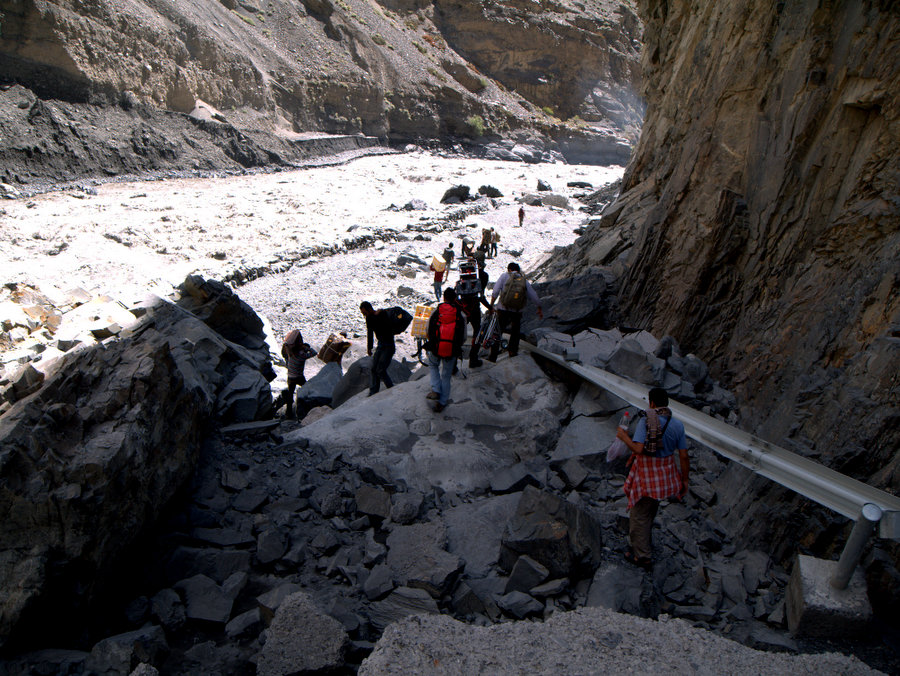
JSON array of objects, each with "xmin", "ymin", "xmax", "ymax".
[{"xmin": 425, "ymin": 287, "xmax": 466, "ymax": 412}]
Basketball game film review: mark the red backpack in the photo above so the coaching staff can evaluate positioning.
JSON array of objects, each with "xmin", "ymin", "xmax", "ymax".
[{"xmin": 436, "ymin": 303, "xmax": 458, "ymax": 358}]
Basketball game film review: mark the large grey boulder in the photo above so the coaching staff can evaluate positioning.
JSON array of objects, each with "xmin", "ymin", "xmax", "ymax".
[
  {"xmin": 331, "ymin": 356, "xmax": 413, "ymax": 408},
  {"xmin": 0, "ymin": 285, "xmax": 272, "ymax": 649},
  {"xmin": 256, "ymin": 591, "xmax": 348, "ymax": 676},
  {"xmin": 386, "ymin": 522, "xmax": 463, "ymax": 598},
  {"xmin": 289, "ymin": 357, "xmax": 569, "ymax": 493}
]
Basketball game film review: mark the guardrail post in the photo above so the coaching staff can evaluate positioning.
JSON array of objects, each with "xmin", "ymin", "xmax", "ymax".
[{"xmin": 830, "ymin": 503, "xmax": 883, "ymax": 590}]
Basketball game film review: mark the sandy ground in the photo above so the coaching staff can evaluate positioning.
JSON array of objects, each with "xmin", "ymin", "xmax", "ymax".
[{"xmin": 1, "ymin": 150, "xmax": 623, "ymax": 377}]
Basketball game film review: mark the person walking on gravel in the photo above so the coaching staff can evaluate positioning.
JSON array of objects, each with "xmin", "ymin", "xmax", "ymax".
[
  {"xmin": 360, "ymin": 301, "xmax": 395, "ymax": 396},
  {"xmin": 616, "ymin": 387, "xmax": 690, "ymax": 568}
]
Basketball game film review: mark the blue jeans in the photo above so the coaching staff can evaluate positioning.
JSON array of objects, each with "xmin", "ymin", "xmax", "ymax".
[
  {"xmin": 433, "ymin": 281, "xmax": 442, "ymax": 301},
  {"xmin": 428, "ymin": 352, "xmax": 456, "ymax": 405},
  {"xmin": 370, "ymin": 343, "xmax": 395, "ymax": 394}
]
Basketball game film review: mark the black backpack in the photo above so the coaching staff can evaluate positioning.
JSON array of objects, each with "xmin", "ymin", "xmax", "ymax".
[{"xmin": 385, "ymin": 306, "xmax": 413, "ymax": 334}]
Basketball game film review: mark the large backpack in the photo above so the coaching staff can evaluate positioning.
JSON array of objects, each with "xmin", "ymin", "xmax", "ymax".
[
  {"xmin": 385, "ymin": 306, "xmax": 413, "ymax": 335},
  {"xmin": 436, "ymin": 303, "xmax": 459, "ymax": 358},
  {"xmin": 499, "ymin": 271, "xmax": 528, "ymax": 310}
]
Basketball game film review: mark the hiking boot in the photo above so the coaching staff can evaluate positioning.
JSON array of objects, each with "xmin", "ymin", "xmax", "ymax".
[
  {"xmin": 433, "ymin": 402, "xmax": 446, "ymax": 413},
  {"xmin": 426, "ymin": 391, "xmax": 439, "ymax": 400}
]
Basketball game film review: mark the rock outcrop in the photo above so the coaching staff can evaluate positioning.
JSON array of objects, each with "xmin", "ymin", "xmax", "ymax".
[
  {"xmin": 0, "ymin": 277, "xmax": 273, "ymax": 650},
  {"xmin": 541, "ymin": 0, "xmax": 900, "ymax": 558}
]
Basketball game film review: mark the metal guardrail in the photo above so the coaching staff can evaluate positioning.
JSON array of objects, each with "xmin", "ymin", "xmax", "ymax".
[{"xmin": 521, "ymin": 342, "xmax": 900, "ymax": 542}]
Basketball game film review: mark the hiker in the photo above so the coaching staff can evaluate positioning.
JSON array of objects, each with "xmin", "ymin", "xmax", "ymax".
[
  {"xmin": 616, "ymin": 387, "xmax": 690, "ymax": 568},
  {"xmin": 426, "ymin": 287, "xmax": 466, "ymax": 412},
  {"xmin": 360, "ymin": 301, "xmax": 395, "ymax": 396},
  {"xmin": 461, "ymin": 238, "xmax": 475, "ymax": 258},
  {"xmin": 429, "ymin": 257, "xmax": 448, "ymax": 302},
  {"xmin": 275, "ymin": 329, "xmax": 317, "ymax": 419},
  {"xmin": 489, "ymin": 227, "xmax": 499, "ymax": 257},
  {"xmin": 488, "ymin": 262, "xmax": 543, "ymax": 360},
  {"xmin": 517, "ymin": 206, "xmax": 525, "ymax": 227},
  {"xmin": 442, "ymin": 242, "xmax": 455, "ymax": 269},
  {"xmin": 480, "ymin": 227, "xmax": 492, "ymax": 253},
  {"xmin": 457, "ymin": 253, "xmax": 489, "ymax": 368}
]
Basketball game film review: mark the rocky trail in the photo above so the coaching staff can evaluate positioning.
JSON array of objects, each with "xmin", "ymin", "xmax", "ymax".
[{"xmin": 1, "ymin": 153, "xmax": 896, "ymax": 675}]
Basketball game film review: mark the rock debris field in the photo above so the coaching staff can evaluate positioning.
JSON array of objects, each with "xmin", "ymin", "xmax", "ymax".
[{"xmin": 0, "ymin": 151, "xmax": 890, "ymax": 675}]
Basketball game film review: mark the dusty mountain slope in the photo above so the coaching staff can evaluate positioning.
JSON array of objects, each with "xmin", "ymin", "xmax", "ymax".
[
  {"xmin": 542, "ymin": 0, "xmax": 900, "ymax": 567},
  {"xmin": 0, "ymin": 0, "xmax": 642, "ymax": 186}
]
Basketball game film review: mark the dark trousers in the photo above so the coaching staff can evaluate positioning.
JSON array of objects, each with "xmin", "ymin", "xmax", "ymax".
[
  {"xmin": 370, "ymin": 343, "xmax": 395, "ymax": 394},
  {"xmin": 467, "ymin": 306, "xmax": 482, "ymax": 365},
  {"xmin": 629, "ymin": 497, "xmax": 660, "ymax": 560},
  {"xmin": 489, "ymin": 310, "xmax": 522, "ymax": 360}
]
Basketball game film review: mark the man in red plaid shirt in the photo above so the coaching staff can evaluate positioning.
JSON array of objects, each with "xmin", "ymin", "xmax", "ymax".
[{"xmin": 616, "ymin": 387, "xmax": 690, "ymax": 568}]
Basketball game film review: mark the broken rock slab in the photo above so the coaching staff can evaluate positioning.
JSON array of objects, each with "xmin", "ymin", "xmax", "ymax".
[
  {"xmin": 386, "ymin": 522, "xmax": 463, "ymax": 598},
  {"xmin": 499, "ymin": 486, "xmax": 603, "ymax": 578},
  {"xmin": 256, "ymin": 591, "xmax": 348, "ymax": 676},
  {"xmin": 444, "ymin": 493, "xmax": 521, "ymax": 578},
  {"xmin": 288, "ymin": 356, "xmax": 569, "ymax": 494},
  {"xmin": 367, "ymin": 586, "xmax": 440, "ymax": 632}
]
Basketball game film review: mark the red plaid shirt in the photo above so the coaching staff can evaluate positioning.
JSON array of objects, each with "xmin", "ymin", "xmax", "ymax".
[{"xmin": 624, "ymin": 454, "xmax": 682, "ymax": 508}]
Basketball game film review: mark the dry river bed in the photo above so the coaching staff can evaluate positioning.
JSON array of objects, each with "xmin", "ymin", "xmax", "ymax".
[{"xmin": 1, "ymin": 151, "xmax": 623, "ymax": 379}]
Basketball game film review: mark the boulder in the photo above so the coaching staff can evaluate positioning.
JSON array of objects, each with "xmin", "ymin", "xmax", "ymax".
[
  {"xmin": 256, "ymin": 591, "xmax": 348, "ymax": 676},
  {"xmin": 292, "ymin": 357, "xmax": 569, "ymax": 493},
  {"xmin": 331, "ymin": 356, "xmax": 413, "ymax": 408},
  {"xmin": 386, "ymin": 522, "xmax": 463, "ymax": 598},
  {"xmin": 296, "ymin": 362, "xmax": 343, "ymax": 407},
  {"xmin": 440, "ymin": 185, "xmax": 471, "ymax": 204},
  {"xmin": 444, "ymin": 493, "xmax": 520, "ymax": 578},
  {"xmin": 496, "ymin": 591, "xmax": 544, "ymax": 619},
  {"xmin": 499, "ymin": 486, "xmax": 603, "ymax": 578},
  {"xmin": 367, "ymin": 587, "xmax": 439, "ymax": 631},
  {"xmin": 586, "ymin": 562, "xmax": 646, "ymax": 615},
  {"xmin": 85, "ymin": 626, "xmax": 168, "ymax": 676},
  {"xmin": 0, "ymin": 288, "xmax": 270, "ymax": 648},
  {"xmin": 478, "ymin": 185, "xmax": 503, "ymax": 198},
  {"xmin": 606, "ymin": 337, "xmax": 666, "ymax": 385}
]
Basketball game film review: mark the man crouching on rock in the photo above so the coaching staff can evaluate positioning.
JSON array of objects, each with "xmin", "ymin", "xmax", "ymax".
[
  {"xmin": 425, "ymin": 287, "xmax": 466, "ymax": 412},
  {"xmin": 616, "ymin": 387, "xmax": 690, "ymax": 568}
]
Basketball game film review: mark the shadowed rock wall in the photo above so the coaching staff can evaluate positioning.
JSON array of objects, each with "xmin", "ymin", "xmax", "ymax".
[{"xmin": 542, "ymin": 1, "xmax": 899, "ymax": 555}]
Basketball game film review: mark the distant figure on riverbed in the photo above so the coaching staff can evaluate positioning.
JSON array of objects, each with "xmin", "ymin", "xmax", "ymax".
[
  {"xmin": 518, "ymin": 206, "xmax": 525, "ymax": 227},
  {"xmin": 443, "ymin": 242, "xmax": 455, "ymax": 269},
  {"xmin": 490, "ymin": 227, "xmax": 499, "ymax": 257}
]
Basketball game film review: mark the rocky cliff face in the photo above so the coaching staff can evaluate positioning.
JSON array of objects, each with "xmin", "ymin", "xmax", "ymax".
[
  {"xmin": 543, "ymin": 0, "xmax": 899, "ymax": 554},
  {"xmin": 0, "ymin": 0, "xmax": 641, "ymax": 187}
]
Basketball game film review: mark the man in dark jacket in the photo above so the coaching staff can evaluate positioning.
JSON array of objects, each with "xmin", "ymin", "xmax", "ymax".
[
  {"xmin": 360, "ymin": 301, "xmax": 395, "ymax": 396},
  {"xmin": 426, "ymin": 287, "xmax": 466, "ymax": 412}
]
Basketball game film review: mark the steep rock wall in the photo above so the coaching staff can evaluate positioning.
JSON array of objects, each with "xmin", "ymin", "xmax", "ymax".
[
  {"xmin": 544, "ymin": 1, "xmax": 899, "ymax": 555},
  {"xmin": 0, "ymin": 0, "xmax": 641, "ymax": 150}
]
